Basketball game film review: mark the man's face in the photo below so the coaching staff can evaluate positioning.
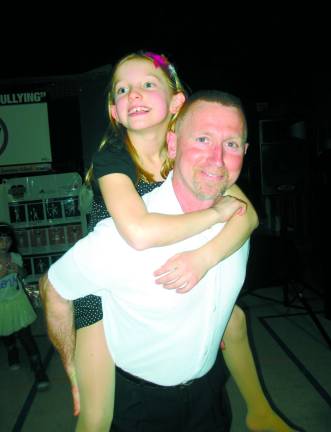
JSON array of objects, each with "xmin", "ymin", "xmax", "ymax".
[{"xmin": 168, "ymin": 100, "xmax": 248, "ymax": 211}]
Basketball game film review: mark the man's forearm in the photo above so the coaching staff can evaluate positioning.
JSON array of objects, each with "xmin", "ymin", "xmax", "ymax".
[{"xmin": 39, "ymin": 273, "xmax": 76, "ymax": 371}]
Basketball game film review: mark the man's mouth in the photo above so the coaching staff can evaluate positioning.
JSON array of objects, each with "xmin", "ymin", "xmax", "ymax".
[{"xmin": 201, "ymin": 169, "xmax": 227, "ymax": 181}]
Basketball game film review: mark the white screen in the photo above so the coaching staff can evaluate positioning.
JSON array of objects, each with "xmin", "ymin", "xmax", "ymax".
[{"xmin": 0, "ymin": 98, "xmax": 52, "ymax": 167}]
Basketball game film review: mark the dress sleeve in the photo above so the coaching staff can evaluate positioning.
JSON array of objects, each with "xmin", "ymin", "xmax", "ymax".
[
  {"xmin": 11, "ymin": 253, "xmax": 23, "ymax": 267},
  {"xmin": 93, "ymin": 144, "xmax": 137, "ymax": 184}
]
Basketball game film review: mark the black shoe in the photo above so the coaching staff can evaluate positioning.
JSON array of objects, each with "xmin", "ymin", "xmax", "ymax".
[
  {"xmin": 35, "ymin": 368, "xmax": 50, "ymax": 391},
  {"xmin": 29, "ymin": 354, "xmax": 50, "ymax": 391},
  {"xmin": 8, "ymin": 346, "xmax": 20, "ymax": 371}
]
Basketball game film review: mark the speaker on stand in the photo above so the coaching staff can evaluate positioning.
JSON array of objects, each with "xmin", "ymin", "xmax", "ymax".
[{"xmin": 241, "ymin": 117, "xmax": 331, "ymax": 348}]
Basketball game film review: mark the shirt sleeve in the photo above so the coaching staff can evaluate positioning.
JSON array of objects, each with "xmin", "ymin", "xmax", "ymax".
[{"xmin": 48, "ymin": 220, "xmax": 119, "ymax": 300}]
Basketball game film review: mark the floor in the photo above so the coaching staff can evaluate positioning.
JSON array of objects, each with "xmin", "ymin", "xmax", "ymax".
[{"xmin": 1, "ymin": 242, "xmax": 331, "ymax": 431}]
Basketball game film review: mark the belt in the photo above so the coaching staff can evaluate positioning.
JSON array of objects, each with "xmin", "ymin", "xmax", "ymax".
[{"xmin": 116, "ymin": 367, "xmax": 196, "ymax": 390}]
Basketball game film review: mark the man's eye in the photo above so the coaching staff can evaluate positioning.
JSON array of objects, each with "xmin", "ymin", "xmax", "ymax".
[
  {"xmin": 196, "ymin": 137, "xmax": 209, "ymax": 143},
  {"xmin": 226, "ymin": 141, "xmax": 239, "ymax": 149}
]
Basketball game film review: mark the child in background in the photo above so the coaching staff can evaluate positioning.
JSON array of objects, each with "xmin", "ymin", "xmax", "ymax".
[{"xmin": 0, "ymin": 222, "xmax": 49, "ymax": 390}]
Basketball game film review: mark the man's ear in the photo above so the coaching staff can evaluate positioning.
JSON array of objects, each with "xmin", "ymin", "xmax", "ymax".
[
  {"xmin": 170, "ymin": 92, "xmax": 186, "ymax": 114},
  {"xmin": 244, "ymin": 142, "xmax": 249, "ymax": 155},
  {"xmin": 109, "ymin": 104, "xmax": 119, "ymax": 121},
  {"xmin": 167, "ymin": 131, "xmax": 177, "ymax": 159}
]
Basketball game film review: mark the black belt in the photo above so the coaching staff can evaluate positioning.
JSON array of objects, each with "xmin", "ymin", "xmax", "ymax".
[{"xmin": 116, "ymin": 366, "xmax": 196, "ymax": 390}]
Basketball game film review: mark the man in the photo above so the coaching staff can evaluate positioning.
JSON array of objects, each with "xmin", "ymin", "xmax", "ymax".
[{"xmin": 41, "ymin": 90, "xmax": 250, "ymax": 431}]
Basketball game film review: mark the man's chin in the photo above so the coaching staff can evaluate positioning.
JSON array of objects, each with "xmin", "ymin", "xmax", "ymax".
[
  {"xmin": 196, "ymin": 190, "xmax": 225, "ymax": 201},
  {"xmin": 201, "ymin": 185, "xmax": 227, "ymax": 199}
]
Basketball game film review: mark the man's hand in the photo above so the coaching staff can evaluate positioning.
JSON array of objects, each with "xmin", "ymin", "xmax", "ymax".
[
  {"xmin": 212, "ymin": 195, "xmax": 246, "ymax": 221},
  {"xmin": 154, "ymin": 249, "xmax": 207, "ymax": 293},
  {"xmin": 67, "ymin": 364, "xmax": 80, "ymax": 416},
  {"xmin": 220, "ymin": 340, "xmax": 226, "ymax": 350}
]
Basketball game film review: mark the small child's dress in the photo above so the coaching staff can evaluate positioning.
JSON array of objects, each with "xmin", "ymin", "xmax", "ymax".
[{"xmin": 0, "ymin": 252, "xmax": 36, "ymax": 336}]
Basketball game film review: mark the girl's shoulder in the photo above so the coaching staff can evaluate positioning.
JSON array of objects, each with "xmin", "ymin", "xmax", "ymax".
[
  {"xmin": 10, "ymin": 252, "xmax": 23, "ymax": 266},
  {"xmin": 93, "ymin": 143, "xmax": 136, "ymax": 183},
  {"xmin": 93, "ymin": 142, "xmax": 132, "ymax": 165}
]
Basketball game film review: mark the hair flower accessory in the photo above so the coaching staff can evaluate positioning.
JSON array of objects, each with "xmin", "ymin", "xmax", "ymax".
[{"xmin": 145, "ymin": 52, "xmax": 169, "ymax": 69}]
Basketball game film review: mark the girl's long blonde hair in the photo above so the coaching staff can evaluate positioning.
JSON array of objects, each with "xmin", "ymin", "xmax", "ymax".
[{"xmin": 85, "ymin": 50, "xmax": 188, "ymax": 186}]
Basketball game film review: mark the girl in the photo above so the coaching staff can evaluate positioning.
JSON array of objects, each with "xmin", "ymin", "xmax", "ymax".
[
  {"xmin": 0, "ymin": 222, "xmax": 49, "ymax": 390},
  {"xmin": 73, "ymin": 51, "xmax": 294, "ymax": 431}
]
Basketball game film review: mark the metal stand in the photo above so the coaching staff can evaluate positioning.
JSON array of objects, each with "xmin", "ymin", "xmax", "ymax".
[{"xmin": 243, "ymin": 185, "xmax": 331, "ymax": 349}]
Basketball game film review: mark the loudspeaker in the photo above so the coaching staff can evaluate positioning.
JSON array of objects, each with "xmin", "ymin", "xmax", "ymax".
[
  {"xmin": 260, "ymin": 139, "xmax": 307, "ymax": 195},
  {"xmin": 258, "ymin": 118, "xmax": 308, "ymax": 195}
]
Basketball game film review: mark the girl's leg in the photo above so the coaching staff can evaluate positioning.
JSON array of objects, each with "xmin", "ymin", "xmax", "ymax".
[
  {"xmin": 17, "ymin": 325, "xmax": 50, "ymax": 390},
  {"xmin": 75, "ymin": 320, "xmax": 115, "ymax": 432},
  {"xmin": 2, "ymin": 333, "xmax": 20, "ymax": 370},
  {"xmin": 223, "ymin": 305, "xmax": 294, "ymax": 432}
]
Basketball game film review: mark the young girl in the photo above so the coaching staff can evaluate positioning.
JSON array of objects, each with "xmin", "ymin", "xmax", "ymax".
[
  {"xmin": 0, "ymin": 222, "xmax": 49, "ymax": 390},
  {"xmin": 71, "ymin": 51, "xmax": 295, "ymax": 431}
]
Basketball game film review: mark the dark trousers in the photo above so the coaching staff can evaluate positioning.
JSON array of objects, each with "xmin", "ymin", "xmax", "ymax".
[
  {"xmin": 2, "ymin": 325, "xmax": 40, "ymax": 357},
  {"xmin": 111, "ymin": 352, "xmax": 231, "ymax": 432}
]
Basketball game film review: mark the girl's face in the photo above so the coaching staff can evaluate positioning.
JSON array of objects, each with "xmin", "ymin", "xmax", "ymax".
[
  {"xmin": 110, "ymin": 59, "xmax": 179, "ymax": 132},
  {"xmin": 0, "ymin": 234, "xmax": 12, "ymax": 253}
]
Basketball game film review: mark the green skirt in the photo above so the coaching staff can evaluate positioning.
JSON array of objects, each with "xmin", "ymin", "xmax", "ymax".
[{"xmin": 0, "ymin": 289, "xmax": 37, "ymax": 336}]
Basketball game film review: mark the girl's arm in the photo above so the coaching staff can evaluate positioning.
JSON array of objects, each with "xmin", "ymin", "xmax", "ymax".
[
  {"xmin": 154, "ymin": 184, "xmax": 258, "ymax": 292},
  {"xmin": 207, "ymin": 183, "xmax": 258, "ymax": 264},
  {"xmin": 99, "ymin": 173, "xmax": 244, "ymax": 250}
]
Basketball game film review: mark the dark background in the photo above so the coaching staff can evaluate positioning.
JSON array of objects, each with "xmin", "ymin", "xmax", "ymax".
[
  {"xmin": 1, "ymin": 6, "xmax": 330, "ymax": 301},
  {"xmin": 1, "ymin": 6, "xmax": 328, "ymax": 101}
]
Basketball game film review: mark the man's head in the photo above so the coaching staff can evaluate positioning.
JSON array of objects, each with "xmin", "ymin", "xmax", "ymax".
[{"xmin": 167, "ymin": 90, "xmax": 249, "ymax": 212}]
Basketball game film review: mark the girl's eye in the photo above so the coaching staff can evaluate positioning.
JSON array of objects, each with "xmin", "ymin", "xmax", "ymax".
[
  {"xmin": 143, "ymin": 81, "xmax": 155, "ymax": 89},
  {"xmin": 116, "ymin": 86, "xmax": 128, "ymax": 96}
]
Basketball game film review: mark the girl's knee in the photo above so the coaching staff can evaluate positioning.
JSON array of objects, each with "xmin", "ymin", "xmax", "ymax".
[
  {"xmin": 224, "ymin": 305, "xmax": 247, "ymax": 343},
  {"xmin": 76, "ymin": 411, "xmax": 112, "ymax": 432}
]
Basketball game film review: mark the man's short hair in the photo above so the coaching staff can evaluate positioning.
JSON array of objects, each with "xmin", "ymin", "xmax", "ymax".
[{"xmin": 174, "ymin": 89, "xmax": 248, "ymax": 142}]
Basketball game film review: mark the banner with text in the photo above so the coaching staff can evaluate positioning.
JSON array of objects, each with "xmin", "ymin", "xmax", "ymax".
[{"xmin": 0, "ymin": 91, "xmax": 52, "ymax": 171}]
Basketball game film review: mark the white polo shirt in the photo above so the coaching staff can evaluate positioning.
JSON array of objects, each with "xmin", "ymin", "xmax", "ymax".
[{"xmin": 48, "ymin": 173, "xmax": 249, "ymax": 386}]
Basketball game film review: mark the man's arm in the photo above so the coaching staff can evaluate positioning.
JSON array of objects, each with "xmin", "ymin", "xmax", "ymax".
[{"xmin": 39, "ymin": 273, "xmax": 80, "ymax": 415}]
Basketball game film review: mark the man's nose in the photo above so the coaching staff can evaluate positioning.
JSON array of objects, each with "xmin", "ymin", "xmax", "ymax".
[{"xmin": 209, "ymin": 144, "xmax": 224, "ymax": 166}]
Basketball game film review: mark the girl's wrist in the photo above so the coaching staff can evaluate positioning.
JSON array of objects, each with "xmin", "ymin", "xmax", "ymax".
[{"xmin": 208, "ymin": 207, "xmax": 222, "ymax": 225}]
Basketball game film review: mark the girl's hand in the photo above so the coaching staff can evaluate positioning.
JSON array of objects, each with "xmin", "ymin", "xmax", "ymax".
[
  {"xmin": 212, "ymin": 195, "xmax": 246, "ymax": 222},
  {"xmin": 7, "ymin": 262, "xmax": 19, "ymax": 274},
  {"xmin": 0, "ymin": 261, "xmax": 19, "ymax": 276},
  {"xmin": 154, "ymin": 249, "xmax": 208, "ymax": 293},
  {"xmin": 0, "ymin": 262, "xmax": 7, "ymax": 278}
]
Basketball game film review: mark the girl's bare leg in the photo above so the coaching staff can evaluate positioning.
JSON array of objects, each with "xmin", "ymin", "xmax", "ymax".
[
  {"xmin": 223, "ymin": 306, "xmax": 295, "ymax": 432},
  {"xmin": 75, "ymin": 320, "xmax": 115, "ymax": 432}
]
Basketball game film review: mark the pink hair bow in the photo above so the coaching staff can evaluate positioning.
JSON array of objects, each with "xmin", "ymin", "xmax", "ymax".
[{"xmin": 145, "ymin": 52, "xmax": 169, "ymax": 69}]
